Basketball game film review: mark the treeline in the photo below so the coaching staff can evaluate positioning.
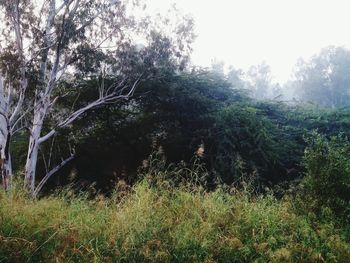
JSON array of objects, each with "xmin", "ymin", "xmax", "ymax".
[
  {"xmin": 221, "ymin": 46, "xmax": 350, "ymax": 109},
  {"xmin": 2, "ymin": 0, "xmax": 350, "ymax": 196},
  {"xmin": 21, "ymin": 68, "xmax": 350, "ymax": 193}
]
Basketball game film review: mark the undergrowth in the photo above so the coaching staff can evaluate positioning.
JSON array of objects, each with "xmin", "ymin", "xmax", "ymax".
[{"xmin": 1, "ymin": 173, "xmax": 350, "ymax": 262}]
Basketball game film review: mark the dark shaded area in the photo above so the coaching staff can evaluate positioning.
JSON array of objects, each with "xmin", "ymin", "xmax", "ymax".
[
  {"xmin": 22, "ymin": 69, "xmax": 349, "ymax": 194},
  {"xmin": 5, "ymin": 63, "xmax": 349, "ymax": 195}
]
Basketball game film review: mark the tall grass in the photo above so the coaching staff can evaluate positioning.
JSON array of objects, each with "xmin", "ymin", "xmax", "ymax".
[{"xmin": 1, "ymin": 174, "xmax": 350, "ymax": 262}]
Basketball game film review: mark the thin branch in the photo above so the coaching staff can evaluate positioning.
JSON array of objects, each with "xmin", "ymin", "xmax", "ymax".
[
  {"xmin": 70, "ymin": 92, "xmax": 81, "ymax": 112},
  {"xmin": 33, "ymin": 154, "xmax": 75, "ymax": 197},
  {"xmin": 8, "ymin": 0, "xmax": 28, "ymax": 126},
  {"xmin": 9, "ymin": 78, "xmax": 27, "ymax": 126},
  {"xmin": 11, "ymin": 125, "xmax": 26, "ymax": 136},
  {"xmin": 48, "ymin": 136, "xmax": 56, "ymax": 169},
  {"xmin": 38, "ymin": 76, "xmax": 142, "ymax": 144},
  {"xmin": 55, "ymin": 1, "xmax": 66, "ymax": 16},
  {"xmin": 67, "ymin": 0, "xmax": 81, "ymax": 20},
  {"xmin": 71, "ymin": 0, "xmax": 120, "ymax": 38},
  {"xmin": 41, "ymin": 149, "xmax": 48, "ymax": 174}
]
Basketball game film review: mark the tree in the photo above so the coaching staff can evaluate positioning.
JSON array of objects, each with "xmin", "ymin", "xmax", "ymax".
[
  {"xmin": 0, "ymin": 0, "xmax": 194, "ymax": 196},
  {"xmin": 227, "ymin": 66, "xmax": 245, "ymax": 89},
  {"xmin": 303, "ymin": 132, "xmax": 350, "ymax": 218},
  {"xmin": 295, "ymin": 46, "xmax": 350, "ymax": 109},
  {"xmin": 247, "ymin": 62, "xmax": 273, "ymax": 100},
  {"xmin": 0, "ymin": 2, "xmax": 30, "ymax": 190}
]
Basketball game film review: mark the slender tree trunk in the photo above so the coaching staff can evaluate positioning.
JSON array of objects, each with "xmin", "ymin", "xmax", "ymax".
[
  {"xmin": 0, "ymin": 100, "xmax": 12, "ymax": 191},
  {"xmin": 23, "ymin": 1, "xmax": 58, "ymax": 194},
  {"xmin": 24, "ymin": 136, "xmax": 40, "ymax": 193},
  {"xmin": 0, "ymin": 132, "xmax": 12, "ymax": 191},
  {"xmin": 24, "ymin": 104, "xmax": 46, "ymax": 193},
  {"xmin": 1, "ymin": 155, "xmax": 12, "ymax": 191}
]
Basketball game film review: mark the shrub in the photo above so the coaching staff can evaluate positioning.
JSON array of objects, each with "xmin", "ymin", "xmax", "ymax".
[{"xmin": 303, "ymin": 132, "xmax": 350, "ymax": 219}]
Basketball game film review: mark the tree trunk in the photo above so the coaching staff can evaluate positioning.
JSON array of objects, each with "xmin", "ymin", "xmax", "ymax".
[
  {"xmin": 24, "ymin": 106, "xmax": 45, "ymax": 194},
  {"xmin": 24, "ymin": 136, "xmax": 40, "ymax": 193},
  {"xmin": 0, "ymin": 109, "xmax": 12, "ymax": 191},
  {"xmin": 1, "ymin": 154, "xmax": 12, "ymax": 191},
  {"xmin": 1, "ymin": 133, "xmax": 12, "ymax": 192}
]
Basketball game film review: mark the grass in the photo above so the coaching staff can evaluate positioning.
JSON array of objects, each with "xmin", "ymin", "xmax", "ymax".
[{"xmin": 1, "ymin": 176, "xmax": 350, "ymax": 263}]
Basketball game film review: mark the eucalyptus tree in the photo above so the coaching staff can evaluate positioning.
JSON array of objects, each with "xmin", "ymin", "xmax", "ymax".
[
  {"xmin": 0, "ymin": 0, "xmax": 194, "ymax": 195},
  {"xmin": 295, "ymin": 46, "xmax": 350, "ymax": 109},
  {"xmin": 247, "ymin": 62, "xmax": 273, "ymax": 100}
]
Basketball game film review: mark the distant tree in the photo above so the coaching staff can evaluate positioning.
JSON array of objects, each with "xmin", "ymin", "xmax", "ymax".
[
  {"xmin": 211, "ymin": 59, "xmax": 225, "ymax": 76},
  {"xmin": 227, "ymin": 66, "xmax": 246, "ymax": 90},
  {"xmin": 247, "ymin": 62, "xmax": 272, "ymax": 100},
  {"xmin": 295, "ymin": 46, "xmax": 350, "ymax": 109}
]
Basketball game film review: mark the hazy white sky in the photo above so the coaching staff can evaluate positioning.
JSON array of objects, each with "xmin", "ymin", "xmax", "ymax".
[{"xmin": 148, "ymin": 0, "xmax": 350, "ymax": 83}]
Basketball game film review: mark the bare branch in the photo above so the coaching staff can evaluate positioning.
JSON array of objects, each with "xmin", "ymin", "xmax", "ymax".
[
  {"xmin": 7, "ymin": 1, "xmax": 28, "ymax": 126},
  {"xmin": 71, "ymin": 0, "xmax": 120, "ymax": 38},
  {"xmin": 41, "ymin": 149, "xmax": 48, "ymax": 174},
  {"xmin": 33, "ymin": 154, "xmax": 75, "ymax": 197},
  {"xmin": 37, "ymin": 0, "xmax": 57, "ymax": 93},
  {"xmin": 38, "ymin": 76, "xmax": 142, "ymax": 144},
  {"xmin": 11, "ymin": 125, "xmax": 26, "ymax": 136},
  {"xmin": 48, "ymin": 136, "xmax": 56, "ymax": 169},
  {"xmin": 9, "ymin": 78, "xmax": 27, "ymax": 126},
  {"xmin": 67, "ymin": 0, "xmax": 81, "ymax": 19}
]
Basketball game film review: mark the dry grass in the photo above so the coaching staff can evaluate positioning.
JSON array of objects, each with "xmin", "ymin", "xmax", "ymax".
[{"xmin": 0, "ymin": 177, "xmax": 350, "ymax": 262}]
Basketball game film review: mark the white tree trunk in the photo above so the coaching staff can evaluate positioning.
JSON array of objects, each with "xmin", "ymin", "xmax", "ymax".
[
  {"xmin": 24, "ymin": 105, "xmax": 46, "ymax": 193},
  {"xmin": 0, "ymin": 75, "xmax": 13, "ymax": 191},
  {"xmin": 1, "ymin": 146, "xmax": 12, "ymax": 191},
  {"xmin": 19, "ymin": 0, "xmax": 141, "ymax": 196},
  {"xmin": 24, "ymin": 136, "xmax": 40, "ymax": 193},
  {"xmin": 0, "ymin": 1, "xmax": 28, "ymax": 191},
  {"xmin": 0, "ymin": 129, "xmax": 12, "ymax": 191}
]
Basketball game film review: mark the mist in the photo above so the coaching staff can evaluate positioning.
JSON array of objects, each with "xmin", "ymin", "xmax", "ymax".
[{"xmin": 207, "ymin": 45, "xmax": 350, "ymax": 108}]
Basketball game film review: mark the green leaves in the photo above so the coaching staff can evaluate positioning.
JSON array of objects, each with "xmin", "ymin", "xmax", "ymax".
[{"xmin": 303, "ymin": 132, "xmax": 350, "ymax": 219}]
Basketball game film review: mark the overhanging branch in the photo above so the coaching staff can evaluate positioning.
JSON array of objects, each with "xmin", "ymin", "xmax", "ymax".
[{"xmin": 38, "ymin": 76, "xmax": 142, "ymax": 144}]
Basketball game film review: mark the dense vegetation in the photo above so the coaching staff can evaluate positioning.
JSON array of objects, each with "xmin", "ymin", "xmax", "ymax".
[
  {"xmin": 36, "ymin": 69, "xmax": 350, "ymax": 191},
  {"xmin": 5, "ymin": 65, "xmax": 350, "ymax": 262},
  {"xmin": 2, "ymin": 1, "xmax": 350, "ymax": 262},
  {"xmin": 4, "ymin": 57, "xmax": 350, "ymax": 262},
  {"xmin": 2, "ymin": 138, "xmax": 350, "ymax": 262}
]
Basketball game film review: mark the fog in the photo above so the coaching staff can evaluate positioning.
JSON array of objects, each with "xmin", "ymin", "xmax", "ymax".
[
  {"xmin": 144, "ymin": 0, "xmax": 350, "ymax": 106},
  {"xmin": 149, "ymin": 0, "xmax": 350, "ymax": 84}
]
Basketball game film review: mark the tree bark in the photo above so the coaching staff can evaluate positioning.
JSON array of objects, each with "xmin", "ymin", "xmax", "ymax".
[
  {"xmin": 24, "ymin": 104, "xmax": 46, "ymax": 193},
  {"xmin": 0, "ymin": 131, "xmax": 12, "ymax": 192},
  {"xmin": 0, "ymin": 76, "xmax": 13, "ymax": 191}
]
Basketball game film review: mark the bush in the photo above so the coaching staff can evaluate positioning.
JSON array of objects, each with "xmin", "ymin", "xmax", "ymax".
[
  {"xmin": 303, "ymin": 132, "xmax": 350, "ymax": 219},
  {"xmin": 207, "ymin": 105, "xmax": 279, "ymax": 184}
]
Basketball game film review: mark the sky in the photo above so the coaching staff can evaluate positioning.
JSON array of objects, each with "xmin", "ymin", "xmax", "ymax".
[{"xmin": 148, "ymin": 0, "xmax": 350, "ymax": 83}]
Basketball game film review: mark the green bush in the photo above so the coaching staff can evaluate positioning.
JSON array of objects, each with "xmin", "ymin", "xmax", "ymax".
[
  {"xmin": 303, "ymin": 132, "xmax": 350, "ymax": 218},
  {"xmin": 207, "ymin": 105, "xmax": 279, "ymax": 184}
]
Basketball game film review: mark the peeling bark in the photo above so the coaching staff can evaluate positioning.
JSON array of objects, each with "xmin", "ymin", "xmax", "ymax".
[{"xmin": 0, "ymin": 132, "xmax": 12, "ymax": 192}]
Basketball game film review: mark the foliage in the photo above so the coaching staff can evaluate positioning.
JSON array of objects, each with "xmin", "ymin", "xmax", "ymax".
[
  {"xmin": 55, "ymin": 70, "xmax": 250, "ymax": 189},
  {"xmin": 206, "ymin": 105, "xmax": 279, "ymax": 184},
  {"xmin": 0, "ymin": 0, "xmax": 195, "ymax": 195},
  {"xmin": 302, "ymin": 132, "xmax": 350, "ymax": 219},
  {"xmin": 44, "ymin": 69, "xmax": 350, "ymax": 191}
]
